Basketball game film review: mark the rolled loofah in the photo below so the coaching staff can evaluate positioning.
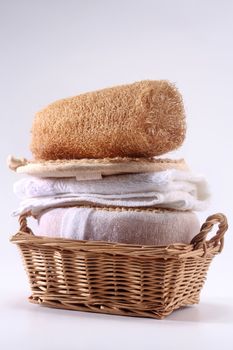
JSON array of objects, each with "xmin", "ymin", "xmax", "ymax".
[{"xmin": 30, "ymin": 80, "xmax": 186, "ymax": 160}]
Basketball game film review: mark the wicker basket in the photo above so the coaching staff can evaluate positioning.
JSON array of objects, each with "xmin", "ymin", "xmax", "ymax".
[{"xmin": 11, "ymin": 212, "xmax": 228, "ymax": 319}]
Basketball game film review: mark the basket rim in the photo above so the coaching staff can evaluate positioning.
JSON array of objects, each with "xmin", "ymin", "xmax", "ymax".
[{"xmin": 10, "ymin": 212, "xmax": 228, "ymax": 259}]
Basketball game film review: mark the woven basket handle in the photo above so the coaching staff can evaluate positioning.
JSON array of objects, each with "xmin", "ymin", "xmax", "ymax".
[
  {"xmin": 18, "ymin": 212, "xmax": 228, "ymax": 249},
  {"xmin": 191, "ymin": 213, "xmax": 228, "ymax": 252},
  {"xmin": 19, "ymin": 214, "xmax": 34, "ymax": 235}
]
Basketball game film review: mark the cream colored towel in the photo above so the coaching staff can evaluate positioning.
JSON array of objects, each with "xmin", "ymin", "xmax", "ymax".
[{"xmin": 35, "ymin": 207, "xmax": 200, "ymax": 246}]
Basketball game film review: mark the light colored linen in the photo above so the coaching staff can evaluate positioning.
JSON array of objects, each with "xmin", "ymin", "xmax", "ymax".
[
  {"xmin": 13, "ymin": 170, "xmax": 210, "ymax": 215},
  {"xmin": 14, "ymin": 170, "xmax": 206, "ymax": 197},
  {"xmin": 35, "ymin": 207, "xmax": 200, "ymax": 246}
]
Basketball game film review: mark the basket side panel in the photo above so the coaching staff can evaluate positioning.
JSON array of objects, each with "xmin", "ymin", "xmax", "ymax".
[
  {"xmin": 162, "ymin": 256, "xmax": 214, "ymax": 315},
  {"xmin": 18, "ymin": 243, "xmax": 216, "ymax": 319}
]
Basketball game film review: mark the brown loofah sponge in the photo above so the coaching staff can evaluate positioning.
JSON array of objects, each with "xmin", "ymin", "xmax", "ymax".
[{"xmin": 30, "ymin": 80, "xmax": 186, "ymax": 160}]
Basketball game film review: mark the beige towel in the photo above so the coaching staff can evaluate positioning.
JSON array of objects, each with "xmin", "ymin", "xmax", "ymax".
[{"xmin": 36, "ymin": 207, "xmax": 200, "ymax": 246}]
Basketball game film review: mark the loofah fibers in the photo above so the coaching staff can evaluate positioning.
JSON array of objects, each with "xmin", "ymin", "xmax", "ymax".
[
  {"xmin": 30, "ymin": 80, "xmax": 186, "ymax": 160},
  {"xmin": 7, "ymin": 155, "xmax": 189, "ymax": 178}
]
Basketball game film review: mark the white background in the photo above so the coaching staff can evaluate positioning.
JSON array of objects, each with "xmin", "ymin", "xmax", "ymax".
[{"xmin": 0, "ymin": 0, "xmax": 233, "ymax": 349}]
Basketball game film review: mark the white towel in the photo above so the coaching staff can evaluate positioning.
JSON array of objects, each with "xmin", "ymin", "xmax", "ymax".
[
  {"xmin": 13, "ymin": 170, "xmax": 210, "ymax": 215},
  {"xmin": 36, "ymin": 207, "xmax": 200, "ymax": 246}
]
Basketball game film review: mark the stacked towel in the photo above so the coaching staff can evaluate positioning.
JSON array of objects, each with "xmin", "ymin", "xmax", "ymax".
[
  {"xmin": 36, "ymin": 207, "xmax": 200, "ymax": 246},
  {"xmin": 10, "ymin": 80, "xmax": 210, "ymax": 246},
  {"xmin": 13, "ymin": 170, "xmax": 210, "ymax": 216}
]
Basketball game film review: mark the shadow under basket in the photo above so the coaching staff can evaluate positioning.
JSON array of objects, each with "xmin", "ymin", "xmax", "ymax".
[{"xmin": 11, "ymin": 212, "xmax": 228, "ymax": 319}]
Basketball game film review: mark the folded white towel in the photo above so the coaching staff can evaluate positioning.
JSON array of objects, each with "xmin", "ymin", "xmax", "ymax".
[
  {"xmin": 35, "ymin": 207, "xmax": 200, "ymax": 246},
  {"xmin": 13, "ymin": 170, "xmax": 210, "ymax": 215},
  {"xmin": 14, "ymin": 170, "xmax": 208, "ymax": 197}
]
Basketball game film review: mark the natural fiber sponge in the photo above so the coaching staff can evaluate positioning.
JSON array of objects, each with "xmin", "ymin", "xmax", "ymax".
[{"xmin": 30, "ymin": 80, "xmax": 186, "ymax": 160}]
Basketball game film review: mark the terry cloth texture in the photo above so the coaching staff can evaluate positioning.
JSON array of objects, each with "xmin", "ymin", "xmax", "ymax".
[
  {"xmin": 35, "ymin": 207, "xmax": 200, "ymax": 246},
  {"xmin": 13, "ymin": 170, "xmax": 210, "ymax": 216},
  {"xmin": 30, "ymin": 80, "xmax": 186, "ymax": 160},
  {"xmin": 8, "ymin": 156, "xmax": 189, "ymax": 178}
]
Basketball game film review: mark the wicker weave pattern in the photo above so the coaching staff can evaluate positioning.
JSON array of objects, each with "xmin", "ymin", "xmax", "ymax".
[{"xmin": 11, "ymin": 213, "xmax": 228, "ymax": 319}]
